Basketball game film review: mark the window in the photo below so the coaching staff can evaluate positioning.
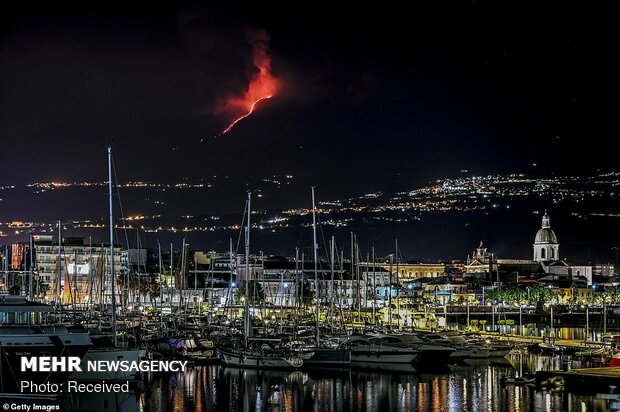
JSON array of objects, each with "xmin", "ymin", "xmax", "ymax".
[{"xmin": 541, "ymin": 248, "xmax": 546, "ymax": 259}]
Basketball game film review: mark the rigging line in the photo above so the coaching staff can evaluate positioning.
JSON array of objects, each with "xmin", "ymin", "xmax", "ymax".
[
  {"xmin": 110, "ymin": 151, "xmax": 132, "ymax": 310},
  {"xmin": 293, "ymin": 214, "xmax": 307, "ymax": 254},
  {"xmin": 315, "ymin": 203, "xmax": 332, "ymax": 273},
  {"xmin": 235, "ymin": 198, "xmax": 248, "ymax": 256},
  {"xmin": 110, "ymin": 151, "xmax": 131, "ymax": 251}
]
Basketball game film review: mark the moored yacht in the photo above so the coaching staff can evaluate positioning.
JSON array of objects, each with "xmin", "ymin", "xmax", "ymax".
[
  {"xmin": 0, "ymin": 295, "xmax": 92, "ymax": 393},
  {"xmin": 218, "ymin": 338, "xmax": 304, "ymax": 369},
  {"xmin": 380, "ymin": 332, "xmax": 455, "ymax": 368}
]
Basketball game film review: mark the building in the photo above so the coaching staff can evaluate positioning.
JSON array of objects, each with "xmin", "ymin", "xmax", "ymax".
[
  {"xmin": 378, "ymin": 262, "xmax": 445, "ymax": 280},
  {"xmin": 533, "ymin": 211, "xmax": 559, "ymax": 262},
  {"xmin": 33, "ymin": 235, "xmax": 121, "ymax": 305},
  {"xmin": 464, "ymin": 241, "xmax": 497, "ymax": 280},
  {"xmin": 593, "ymin": 264, "xmax": 615, "ymax": 278}
]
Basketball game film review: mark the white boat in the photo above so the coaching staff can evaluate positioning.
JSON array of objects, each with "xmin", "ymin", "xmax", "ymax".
[
  {"xmin": 1, "ymin": 296, "xmax": 92, "ymax": 393},
  {"xmin": 368, "ymin": 332, "xmax": 454, "ymax": 367},
  {"xmin": 416, "ymin": 331, "xmax": 489, "ymax": 359}
]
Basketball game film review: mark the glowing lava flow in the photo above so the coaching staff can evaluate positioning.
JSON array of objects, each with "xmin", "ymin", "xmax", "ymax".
[
  {"xmin": 220, "ymin": 95, "xmax": 273, "ymax": 135},
  {"xmin": 216, "ymin": 29, "xmax": 280, "ymax": 135}
]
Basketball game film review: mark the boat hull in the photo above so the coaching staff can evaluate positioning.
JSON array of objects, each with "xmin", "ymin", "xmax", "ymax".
[
  {"xmin": 218, "ymin": 349, "xmax": 303, "ymax": 369},
  {"xmin": 415, "ymin": 346, "xmax": 455, "ymax": 368},
  {"xmin": 1, "ymin": 329, "xmax": 91, "ymax": 393},
  {"xmin": 350, "ymin": 348, "xmax": 418, "ymax": 365},
  {"xmin": 304, "ymin": 348, "xmax": 351, "ymax": 367}
]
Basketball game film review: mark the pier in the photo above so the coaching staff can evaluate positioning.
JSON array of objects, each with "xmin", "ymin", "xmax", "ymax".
[{"xmin": 537, "ymin": 367, "xmax": 620, "ymax": 393}]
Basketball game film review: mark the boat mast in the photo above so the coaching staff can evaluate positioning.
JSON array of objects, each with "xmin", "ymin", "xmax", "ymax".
[
  {"xmin": 312, "ymin": 187, "xmax": 320, "ymax": 345},
  {"xmin": 294, "ymin": 247, "xmax": 299, "ymax": 339},
  {"xmin": 57, "ymin": 220, "xmax": 62, "ymax": 309},
  {"xmin": 244, "ymin": 191, "xmax": 251, "ymax": 346},
  {"xmin": 350, "ymin": 232, "xmax": 354, "ymax": 322},
  {"xmin": 330, "ymin": 236, "xmax": 335, "ymax": 334},
  {"xmin": 158, "ymin": 240, "xmax": 163, "ymax": 329},
  {"xmin": 388, "ymin": 254, "xmax": 393, "ymax": 330},
  {"xmin": 372, "ymin": 246, "xmax": 376, "ymax": 325},
  {"xmin": 395, "ymin": 238, "xmax": 400, "ymax": 330},
  {"xmin": 107, "ymin": 146, "xmax": 117, "ymax": 347},
  {"xmin": 29, "ymin": 233, "xmax": 34, "ymax": 300}
]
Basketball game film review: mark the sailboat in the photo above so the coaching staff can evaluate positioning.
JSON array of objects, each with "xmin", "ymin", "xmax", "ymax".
[
  {"xmin": 71, "ymin": 147, "xmax": 141, "ymax": 382},
  {"xmin": 302, "ymin": 187, "xmax": 351, "ymax": 368},
  {"xmin": 217, "ymin": 192, "xmax": 304, "ymax": 369}
]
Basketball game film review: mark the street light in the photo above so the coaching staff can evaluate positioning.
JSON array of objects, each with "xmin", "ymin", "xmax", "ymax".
[{"xmin": 526, "ymin": 287, "xmax": 531, "ymax": 305}]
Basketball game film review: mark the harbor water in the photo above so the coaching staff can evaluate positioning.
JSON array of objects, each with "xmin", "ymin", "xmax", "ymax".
[{"xmin": 58, "ymin": 352, "xmax": 617, "ymax": 412}]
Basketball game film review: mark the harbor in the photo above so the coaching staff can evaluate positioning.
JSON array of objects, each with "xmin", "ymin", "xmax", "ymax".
[{"xmin": 2, "ymin": 156, "xmax": 620, "ymax": 411}]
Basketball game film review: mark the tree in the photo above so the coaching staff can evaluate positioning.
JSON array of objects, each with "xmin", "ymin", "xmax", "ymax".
[
  {"xmin": 528, "ymin": 285, "xmax": 553, "ymax": 304},
  {"xmin": 138, "ymin": 277, "xmax": 161, "ymax": 306},
  {"xmin": 236, "ymin": 280, "xmax": 266, "ymax": 305},
  {"xmin": 486, "ymin": 284, "xmax": 526, "ymax": 305}
]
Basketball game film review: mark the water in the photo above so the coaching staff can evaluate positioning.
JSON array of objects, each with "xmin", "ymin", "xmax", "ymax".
[
  {"xmin": 111, "ymin": 353, "xmax": 609, "ymax": 412},
  {"xmin": 42, "ymin": 352, "xmax": 613, "ymax": 411}
]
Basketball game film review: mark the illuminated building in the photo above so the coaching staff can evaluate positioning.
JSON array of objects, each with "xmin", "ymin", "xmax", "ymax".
[
  {"xmin": 381, "ymin": 263, "xmax": 445, "ymax": 280},
  {"xmin": 33, "ymin": 235, "xmax": 121, "ymax": 305}
]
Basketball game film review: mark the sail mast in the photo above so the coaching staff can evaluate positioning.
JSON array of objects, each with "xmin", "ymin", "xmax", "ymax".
[
  {"xmin": 244, "ymin": 191, "xmax": 251, "ymax": 346},
  {"xmin": 108, "ymin": 146, "xmax": 117, "ymax": 347},
  {"xmin": 312, "ymin": 187, "xmax": 320, "ymax": 345},
  {"xmin": 330, "ymin": 236, "xmax": 335, "ymax": 334}
]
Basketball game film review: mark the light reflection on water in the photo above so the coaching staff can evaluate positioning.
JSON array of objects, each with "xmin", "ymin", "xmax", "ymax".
[{"xmin": 127, "ymin": 353, "xmax": 615, "ymax": 412}]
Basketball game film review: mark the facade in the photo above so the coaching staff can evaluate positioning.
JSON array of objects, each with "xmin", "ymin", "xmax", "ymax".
[
  {"xmin": 464, "ymin": 241, "xmax": 497, "ymax": 279},
  {"xmin": 385, "ymin": 262, "xmax": 445, "ymax": 281},
  {"xmin": 33, "ymin": 235, "xmax": 121, "ymax": 305}
]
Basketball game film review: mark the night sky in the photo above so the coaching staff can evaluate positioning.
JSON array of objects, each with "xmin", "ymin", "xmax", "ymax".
[{"xmin": 0, "ymin": 2, "xmax": 614, "ymax": 259}]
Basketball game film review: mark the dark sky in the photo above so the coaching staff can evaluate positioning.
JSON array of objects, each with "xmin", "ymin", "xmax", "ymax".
[{"xmin": 0, "ymin": 1, "xmax": 610, "ymax": 194}]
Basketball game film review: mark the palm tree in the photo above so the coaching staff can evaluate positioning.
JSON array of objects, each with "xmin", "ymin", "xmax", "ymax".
[{"xmin": 236, "ymin": 280, "xmax": 266, "ymax": 305}]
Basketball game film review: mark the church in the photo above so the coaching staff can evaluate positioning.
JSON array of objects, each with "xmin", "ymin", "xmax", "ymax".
[{"xmin": 464, "ymin": 211, "xmax": 592, "ymax": 285}]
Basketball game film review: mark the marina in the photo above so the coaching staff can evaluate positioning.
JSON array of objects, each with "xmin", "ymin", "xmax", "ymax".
[{"xmin": 2, "ymin": 156, "xmax": 620, "ymax": 410}]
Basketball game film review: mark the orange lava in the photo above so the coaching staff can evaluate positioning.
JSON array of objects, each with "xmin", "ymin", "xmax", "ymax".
[{"xmin": 218, "ymin": 34, "xmax": 280, "ymax": 135}]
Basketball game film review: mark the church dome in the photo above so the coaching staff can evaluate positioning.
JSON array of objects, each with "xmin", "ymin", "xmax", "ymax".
[{"xmin": 535, "ymin": 228, "xmax": 558, "ymax": 244}]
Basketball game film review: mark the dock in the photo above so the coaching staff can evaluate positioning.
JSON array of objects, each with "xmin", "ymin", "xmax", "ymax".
[
  {"xmin": 476, "ymin": 331, "xmax": 609, "ymax": 349},
  {"xmin": 536, "ymin": 367, "xmax": 620, "ymax": 393}
]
